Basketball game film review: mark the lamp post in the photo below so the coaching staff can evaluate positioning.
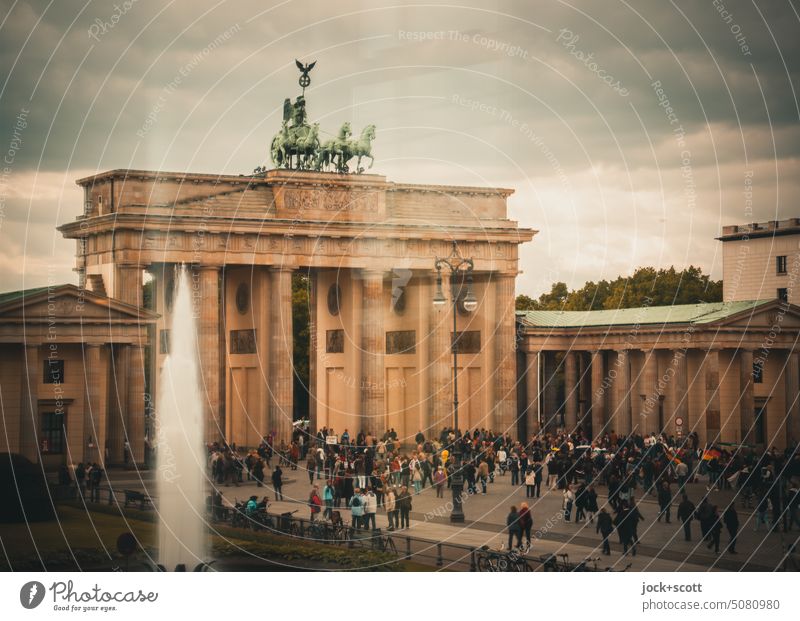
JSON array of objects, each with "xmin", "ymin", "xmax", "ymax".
[{"xmin": 433, "ymin": 241, "xmax": 477, "ymax": 523}]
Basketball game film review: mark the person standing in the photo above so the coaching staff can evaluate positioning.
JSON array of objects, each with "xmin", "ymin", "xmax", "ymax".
[
  {"xmin": 723, "ymin": 504, "xmax": 739, "ymax": 554},
  {"xmin": 585, "ymin": 485, "xmax": 598, "ymax": 524},
  {"xmin": 533, "ymin": 461, "xmax": 543, "ymax": 498},
  {"xmin": 309, "ymin": 486, "xmax": 322, "ymax": 521},
  {"xmin": 253, "ymin": 457, "xmax": 265, "ymax": 488},
  {"xmin": 434, "ymin": 466, "xmax": 446, "ymax": 498},
  {"xmin": 506, "ymin": 505, "xmax": 522, "ymax": 550},
  {"xmin": 707, "ymin": 505, "xmax": 723, "ymax": 554},
  {"xmin": 677, "ymin": 493, "xmax": 695, "ymax": 541},
  {"xmin": 349, "ymin": 488, "xmax": 365, "ymax": 530},
  {"xmin": 518, "ymin": 502, "xmax": 533, "ymax": 549},
  {"xmin": 525, "ymin": 468, "xmax": 536, "ymax": 498},
  {"xmin": 364, "ymin": 488, "xmax": 378, "ymax": 530},
  {"xmin": 596, "ymin": 507, "xmax": 614, "ymax": 555},
  {"xmin": 322, "ymin": 480, "xmax": 335, "ymax": 520},
  {"xmin": 271, "ymin": 465, "xmax": 284, "ymax": 501},
  {"xmin": 397, "ymin": 485, "xmax": 412, "ymax": 529},
  {"xmin": 385, "ymin": 486, "xmax": 398, "ymax": 531}
]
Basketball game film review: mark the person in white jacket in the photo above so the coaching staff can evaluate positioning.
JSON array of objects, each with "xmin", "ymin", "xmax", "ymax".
[{"xmin": 364, "ymin": 488, "xmax": 378, "ymax": 530}]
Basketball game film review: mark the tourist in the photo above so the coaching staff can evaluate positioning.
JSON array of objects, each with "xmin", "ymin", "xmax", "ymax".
[
  {"xmin": 306, "ymin": 452, "xmax": 316, "ymax": 484},
  {"xmin": 525, "ymin": 467, "xmax": 536, "ymax": 498},
  {"xmin": 322, "ymin": 480, "xmax": 334, "ymax": 519},
  {"xmin": 434, "ymin": 466, "xmax": 446, "ymax": 498},
  {"xmin": 532, "ymin": 461, "xmax": 543, "ymax": 498},
  {"xmin": 478, "ymin": 458, "xmax": 489, "ymax": 494},
  {"xmin": 707, "ymin": 505, "xmax": 723, "ymax": 554},
  {"xmin": 364, "ymin": 488, "xmax": 378, "ymax": 530},
  {"xmin": 506, "ymin": 505, "xmax": 522, "ymax": 550},
  {"xmin": 385, "ymin": 486, "xmax": 398, "ymax": 530},
  {"xmin": 271, "ymin": 464, "xmax": 284, "ymax": 500},
  {"xmin": 75, "ymin": 462, "xmax": 86, "ymax": 498},
  {"xmin": 397, "ymin": 485, "xmax": 412, "ymax": 529},
  {"xmin": 677, "ymin": 493, "xmax": 695, "ymax": 541},
  {"xmin": 596, "ymin": 507, "xmax": 614, "ymax": 555},
  {"xmin": 253, "ymin": 457, "xmax": 264, "ymax": 487},
  {"xmin": 563, "ymin": 484, "xmax": 575, "ymax": 522},
  {"xmin": 585, "ymin": 484, "xmax": 598, "ymax": 524},
  {"xmin": 723, "ymin": 504, "xmax": 739, "ymax": 554},
  {"xmin": 412, "ymin": 463, "xmax": 423, "ymax": 495},
  {"xmin": 349, "ymin": 488, "xmax": 365, "ymax": 529},
  {"xmin": 657, "ymin": 481, "xmax": 672, "ymax": 523},
  {"xmin": 308, "ymin": 486, "xmax": 322, "ymax": 521},
  {"xmin": 518, "ymin": 502, "xmax": 533, "ymax": 548}
]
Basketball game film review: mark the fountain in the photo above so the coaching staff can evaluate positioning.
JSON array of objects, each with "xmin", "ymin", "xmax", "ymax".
[{"xmin": 155, "ymin": 265, "xmax": 208, "ymax": 570}]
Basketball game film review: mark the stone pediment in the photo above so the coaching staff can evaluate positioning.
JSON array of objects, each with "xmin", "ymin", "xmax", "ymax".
[
  {"xmin": 0, "ymin": 284, "xmax": 158, "ymax": 324},
  {"xmin": 716, "ymin": 300, "xmax": 800, "ymax": 329}
]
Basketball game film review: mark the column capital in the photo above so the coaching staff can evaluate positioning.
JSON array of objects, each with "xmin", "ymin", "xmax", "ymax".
[{"xmin": 268, "ymin": 265, "xmax": 295, "ymax": 274}]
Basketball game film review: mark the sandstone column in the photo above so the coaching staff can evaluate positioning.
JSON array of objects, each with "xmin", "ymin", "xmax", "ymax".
[
  {"xmin": 269, "ymin": 267, "xmax": 294, "ymax": 444},
  {"xmin": 786, "ymin": 351, "xmax": 800, "ymax": 447},
  {"xmin": 256, "ymin": 268, "xmax": 271, "ymax": 438},
  {"xmin": 127, "ymin": 344, "xmax": 146, "ymax": 464},
  {"xmin": 307, "ymin": 271, "xmax": 318, "ymax": 434},
  {"xmin": 704, "ymin": 348, "xmax": 721, "ymax": 444},
  {"xmin": 739, "ymin": 349, "xmax": 755, "ymax": 445},
  {"xmin": 107, "ymin": 344, "xmax": 129, "ymax": 464},
  {"xmin": 417, "ymin": 273, "xmax": 432, "ymax": 435},
  {"xmin": 542, "ymin": 352, "xmax": 559, "ymax": 432},
  {"xmin": 640, "ymin": 348, "xmax": 658, "ymax": 436},
  {"xmin": 525, "ymin": 350, "xmax": 541, "ymax": 437},
  {"xmin": 360, "ymin": 269, "xmax": 385, "ymax": 434},
  {"xmin": 564, "ymin": 351, "xmax": 578, "ymax": 432},
  {"xmin": 196, "ymin": 266, "xmax": 222, "ymax": 444},
  {"xmin": 590, "ymin": 350, "xmax": 605, "ymax": 439},
  {"xmin": 673, "ymin": 348, "xmax": 689, "ymax": 443},
  {"xmin": 83, "ymin": 343, "xmax": 108, "ymax": 465},
  {"xmin": 430, "ymin": 272, "xmax": 452, "ymax": 431},
  {"xmin": 613, "ymin": 349, "xmax": 631, "ymax": 436},
  {"xmin": 494, "ymin": 273, "xmax": 517, "ymax": 434},
  {"xmin": 20, "ymin": 344, "xmax": 39, "ymax": 461}
]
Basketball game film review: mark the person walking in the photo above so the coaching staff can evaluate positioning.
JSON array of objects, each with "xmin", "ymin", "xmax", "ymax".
[
  {"xmin": 434, "ymin": 466, "xmax": 446, "ymax": 498},
  {"xmin": 518, "ymin": 502, "xmax": 533, "ymax": 549},
  {"xmin": 723, "ymin": 504, "xmax": 739, "ymax": 554},
  {"xmin": 677, "ymin": 493, "xmax": 695, "ymax": 541},
  {"xmin": 533, "ymin": 461, "xmax": 543, "ymax": 498},
  {"xmin": 253, "ymin": 457, "xmax": 265, "ymax": 488},
  {"xmin": 657, "ymin": 481, "xmax": 673, "ymax": 523},
  {"xmin": 563, "ymin": 485, "xmax": 576, "ymax": 522},
  {"xmin": 597, "ymin": 507, "xmax": 614, "ymax": 555},
  {"xmin": 271, "ymin": 465, "xmax": 284, "ymax": 500},
  {"xmin": 506, "ymin": 505, "xmax": 523, "ymax": 550},
  {"xmin": 585, "ymin": 485, "xmax": 598, "ymax": 524}
]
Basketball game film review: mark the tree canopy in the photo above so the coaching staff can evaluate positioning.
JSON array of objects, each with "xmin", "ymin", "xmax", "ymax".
[{"xmin": 516, "ymin": 266, "xmax": 722, "ymax": 311}]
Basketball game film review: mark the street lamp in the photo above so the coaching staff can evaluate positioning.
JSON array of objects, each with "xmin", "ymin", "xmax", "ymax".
[{"xmin": 433, "ymin": 240, "xmax": 476, "ymax": 523}]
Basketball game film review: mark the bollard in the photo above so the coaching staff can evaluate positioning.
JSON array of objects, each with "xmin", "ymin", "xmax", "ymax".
[
  {"xmin": 436, "ymin": 543, "xmax": 443, "ymax": 567},
  {"xmin": 405, "ymin": 536, "xmax": 411, "ymax": 559},
  {"xmin": 470, "ymin": 549, "xmax": 477, "ymax": 572}
]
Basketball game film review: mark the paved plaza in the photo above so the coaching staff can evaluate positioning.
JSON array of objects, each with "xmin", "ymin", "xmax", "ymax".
[{"xmin": 106, "ymin": 466, "xmax": 793, "ymax": 571}]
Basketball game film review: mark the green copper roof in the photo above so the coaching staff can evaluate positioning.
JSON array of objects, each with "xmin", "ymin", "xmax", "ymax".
[
  {"xmin": 0, "ymin": 286, "xmax": 51, "ymax": 305},
  {"xmin": 516, "ymin": 299, "xmax": 774, "ymax": 329}
]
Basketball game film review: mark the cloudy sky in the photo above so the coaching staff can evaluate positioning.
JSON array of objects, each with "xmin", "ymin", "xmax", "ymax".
[{"xmin": 1, "ymin": 0, "xmax": 798, "ymax": 297}]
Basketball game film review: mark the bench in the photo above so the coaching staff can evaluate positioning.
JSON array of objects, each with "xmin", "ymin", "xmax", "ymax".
[{"xmin": 123, "ymin": 490, "xmax": 152, "ymax": 510}]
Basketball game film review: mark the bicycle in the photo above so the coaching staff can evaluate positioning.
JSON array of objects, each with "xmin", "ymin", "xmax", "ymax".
[
  {"xmin": 539, "ymin": 552, "xmax": 572, "ymax": 572},
  {"xmin": 372, "ymin": 531, "xmax": 398, "ymax": 555}
]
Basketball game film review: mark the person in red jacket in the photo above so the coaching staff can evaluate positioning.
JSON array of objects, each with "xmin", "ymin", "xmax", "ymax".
[{"xmin": 309, "ymin": 486, "xmax": 322, "ymax": 521}]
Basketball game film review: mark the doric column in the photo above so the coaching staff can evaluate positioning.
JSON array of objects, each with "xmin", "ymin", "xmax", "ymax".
[
  {"xmin": 196, "ymin": 266, "xmax": 223, "ymax": 444},
  {"xmin": 269, "ymin": 267, "xmax": 294, "ymax": 444},
  {"xmin": 107, "ymin": 344, "xmax": 129, "ymax": 464},
  {"xmin": 493, "ymin": 273, "xmax": 517, "ymax": 434},
  {"xmin": 590, "ymin": 350, "xmax": 605, "ymax": 439},
  {"xmin": 360, "ymin": 269, "xmax": 385, "ymax": 433},
  {"xmin": 430, "ymin": 272, "xmax": 451, "ymax": 431},
  {"xmin": 417, "ymin": 273, "xmax": 432, "ymax": 435},
  {"xmin": 786, "ymin": 351, "xmax": 800, "ymax": 447},
  {"xmin": 127, "ymin": 344, "xmax": 146, "ymax": 464},
  {"xmin": 704, "ymin": 348, "xmax": 721, "ymax": 443},
  {"xmin": 525, "ymin": 350, "xmax": 541, "ymax": 437},
  {"xmin": 639, "ymin": 348, "xmax": 659, "ymax": 436},
  {"xmin": 564, "ymin": 351, "xmax": 578, "ymax": 432},
  {"xmin": 115, "ymin": 265, "xmax": 143, "ymax": 307},
  {"xmin": 84, "ymin": 343, "xmax": 108, "ymax": 465},
  {"xmin": 20, "ymin": 345, "xmax": 39, "ymax": 461},
  {"xmin": 542, "ymin": 353, "xmax": 559, "ymax": 432},
  {"xmin": 613, "ymin": 350, "xmax": 631, "ymax": 436},
  {"xmin": 256, "ymin": 268, "xmax": 271, "ymax": 438},
  {"xmin": 673, "ymin": 348, "xmax": 688, "ymax": 443},
  {"xmin": 739, "ymin": 349, "xmax": 755, "ymax": 445},
  {"xmin": 307, "ymin": 271, "xmax": 318, "ymax": 434}
]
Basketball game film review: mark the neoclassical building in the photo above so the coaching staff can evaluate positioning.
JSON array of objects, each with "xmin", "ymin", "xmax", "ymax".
[
  {"xmin": 51, "ymin": 168, "xmax": 532, "ymax": 463},
  {"xmin": 517, "ymin": 264, "xmax": 800, "ymax": 449}
]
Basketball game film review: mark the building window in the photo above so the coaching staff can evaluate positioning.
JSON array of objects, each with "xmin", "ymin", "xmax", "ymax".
[
  {"xmin": 235, "ymin": 283, "xmax": 250, "ymax": 314},
  {"xmin": 776, "ymin": 255, "xmax": 788, "ymax": 274},
  {"xmin": 160, "ymin": 329, "xmax": 171, "ymax": 354},
  {"xmin": 326, "ymin": 329, "xmax": 344, "ymax": 353},
  {"xmin": 40, "ymin": 412, "xmax": 65, "ymax": 454},
  {"xmin": 230, "ymin": 329, "xmax": 256, "ymax": 354},
  {"xmin": 777, "ymin": 287, "xmax": 789, "ymax": 303},
  {"xmin": 753, "ymin": 360, "xmax": 763, "ymax": 384},
  {"xmin": 43, "ymin": 359, "xmax": 64, "ymax": 384},
  {"xmin": 451, "ymin": 330, "xmax": 481, "ymax": 354}
]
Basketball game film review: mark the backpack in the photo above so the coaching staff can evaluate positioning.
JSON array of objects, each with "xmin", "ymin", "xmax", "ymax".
[{"xmin": 351, "ymin": 495, "xmax": 362, "ymax": 508}]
